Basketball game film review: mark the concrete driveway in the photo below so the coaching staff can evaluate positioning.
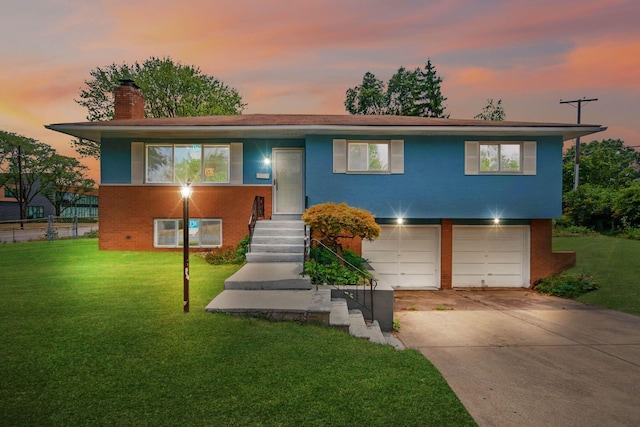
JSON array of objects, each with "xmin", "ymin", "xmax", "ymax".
[{"xmin": 395, "ymin": 290, "xmax": 640, "ymax": 427}]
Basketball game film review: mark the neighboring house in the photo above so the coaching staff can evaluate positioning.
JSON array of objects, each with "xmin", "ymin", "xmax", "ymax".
[
  {"xmin": 46, "ymin": 81, "xmax": 605, "ymax": 289},
  {"xmin": 0, "ymin": 183, "xmax": 98, "ymax": 221}
]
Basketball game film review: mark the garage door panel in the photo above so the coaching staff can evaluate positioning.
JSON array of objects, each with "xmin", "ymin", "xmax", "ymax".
[
  {"xmin": 487, "ymin": 252, "xmax": 523, "ymax": 263},
  {"xmin": 400, "ymin": 262, "xmax": 436, "ymax": 275},
  {"xmin": 363, "ymin": 225, "xmax": 440, "ymax": 289},
  {"xmin": 453, "ymin": 263, "xmax": 486, "ymax": 275},
  {"xmin": 454, "ymin": 252, "xmax": 486, "ymax": 264},
  {"xmin": 453, "ymin": 239, "xmax": 486, "ymax": 251},
  {"xmin": 401, "ymin": 252, "xmax": 437, "ymax": 263},
  {"xmin": 453, "ymin": 226, "xmax": 529, "ymax": 288}
]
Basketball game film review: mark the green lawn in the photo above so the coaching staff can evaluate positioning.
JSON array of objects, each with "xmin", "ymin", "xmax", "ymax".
[
  {"xmin": 0, "ymin": 239, "xmax": 474, "ymax": 426},
  {"xmin": 554, "ymin": 235, "xmax": 640, "ymax": 316}
]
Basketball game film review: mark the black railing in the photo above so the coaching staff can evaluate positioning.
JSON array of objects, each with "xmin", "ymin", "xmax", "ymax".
[
  {"xmin": 305, "ymin": 237, "xmax": 376, "ymax": 321},
  {"xmin": 247, "ymin": 196, "xmax": 265, "ymax": 250}
]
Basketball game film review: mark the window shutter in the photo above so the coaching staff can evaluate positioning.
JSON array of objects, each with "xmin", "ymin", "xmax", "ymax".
[
  {"xmin": 390, "ymin": 139, "xmax": 404, "ymax": 174},
  {"xmin": 333, "ymin": 139, "xmax": 346, "ymax": 173},
  {"xmin": 131, "ymin": 142, "xmax": 144, "ymax": 184},
  {"xmin": 230, "ymin": 143, "xmax": 243, "ymax": 184},
  {"xmin": 523, "ymin": 141, "xmax": 536, "ymax": 175},
  {"xmin": 465, "ymin": 141, "xmax": 479, "ymax": 175}
]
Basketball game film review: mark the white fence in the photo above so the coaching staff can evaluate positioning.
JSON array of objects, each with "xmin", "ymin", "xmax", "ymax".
[{"xmin": 0, "ymin": 216, "xmax": 98, "ymax": 244}]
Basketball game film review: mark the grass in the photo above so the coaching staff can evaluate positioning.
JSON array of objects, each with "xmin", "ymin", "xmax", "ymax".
[
  {"xmin": 0, "ymin": 239, "xmax": 474, "ymax": 426},
  {"xmin": 554, "ymin": 235, "xmax": 640, "ymax": 316}
]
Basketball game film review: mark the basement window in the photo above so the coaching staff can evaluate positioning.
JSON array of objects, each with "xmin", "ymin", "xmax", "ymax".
[{"xmin": 154, "ymin": 218, "xmax": 222, "ymax": 248}]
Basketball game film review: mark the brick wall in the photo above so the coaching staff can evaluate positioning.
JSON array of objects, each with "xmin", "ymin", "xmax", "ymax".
[
  {"xmin": 530, "ymin": 218, "xmax": 576, "ymax": 285},
  {"xmin": 99, "ymin": 185, "xmax": 272, "ymax": 251},
  {"xmin": 114, "ymin": 84, "xmax": 144, "ymax": 120},
  {"xmin": 440, "ymin": 219, "xmax": 453, "ymax": 289}
]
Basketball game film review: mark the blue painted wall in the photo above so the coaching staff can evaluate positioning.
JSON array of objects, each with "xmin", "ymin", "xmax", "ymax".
[
  {"xmin": 101, "ymin": 138, "xmax": 132, "ymax": 184},
  {"xmin": 305, "ymin": 135, "xmax": 563, "ymax": 219},
  {"xmin": 100, "ymin": 134, "xmax": 563, "ymax": 219}
]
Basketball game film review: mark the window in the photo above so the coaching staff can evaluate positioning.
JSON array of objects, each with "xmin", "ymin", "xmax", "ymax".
[
  {"xmin": 27, "ymin": 206, "xmax": 44, "ymax": 219},
  {"xmin": 465, "ymin": 141, "xmax": 536, "ymax": 175},
  {"xmin": 146, "ymin": 144, "xmax": 230, "ymax": 184},
  {"xmin": 348, "ymin": 142, "xmax": 389, "ymax": 172},
  {"xmin": 480, "ymin": 143, "xmax": 521, "ymax": 172},
  {"xmin": 333, "ymin": 139, "xmax": 404, "ymax": 174},
  {"xmin": 154, "ymin": 218, "xmax": 222, "ymax": 248}
]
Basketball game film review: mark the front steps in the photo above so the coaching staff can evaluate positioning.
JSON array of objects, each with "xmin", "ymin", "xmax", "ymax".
[
  {"xmin": 245, "ymin": 220, "xmax": 306, "ymax": 263},
  {"xmin": 206, "ymin": 218, "xmax": 402, "ymax": 347},
  {"xmin": 205, "ymin": 287, "xmax": 398, "ymax": 346}
]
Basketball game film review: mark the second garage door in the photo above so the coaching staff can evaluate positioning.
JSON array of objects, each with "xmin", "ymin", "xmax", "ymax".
[
  {"xmin": 452, "ymin": 226, "xmax": 529, "ymax": 287},
  {"xmin": 362, "ymin": 225, "xmax": 440, "ymax": 289}
]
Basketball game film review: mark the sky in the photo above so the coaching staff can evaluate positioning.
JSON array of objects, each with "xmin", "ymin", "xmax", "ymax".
[{"xmin": 1, "ymin": 0, "xmax": 639, "ymax": 181}]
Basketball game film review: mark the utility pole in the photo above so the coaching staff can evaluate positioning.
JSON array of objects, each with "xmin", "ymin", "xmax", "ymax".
[{"xmin": 560, "ymin": 97, "xmax": 598, "ymax": 190}]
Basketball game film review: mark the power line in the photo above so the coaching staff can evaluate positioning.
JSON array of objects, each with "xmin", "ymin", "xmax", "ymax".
[{"xmin": 560, "ymin": 97, "xmax": 598, "ymax": 190}]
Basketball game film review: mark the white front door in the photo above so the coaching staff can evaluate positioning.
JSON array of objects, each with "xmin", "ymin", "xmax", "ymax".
[
  {"xmin": 452, "ymin": 226, "xmax": 530, "ymax": 287},
  {"xmin": 273, "ymin": 149, "xmax": 304, "ymax": 215},
  {"xmin": 362, "ymin": 225, "xmax": 441, "ymax": 289}
]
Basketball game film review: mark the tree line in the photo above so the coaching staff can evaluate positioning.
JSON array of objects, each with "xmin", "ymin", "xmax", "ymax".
[{"xmin": 0, "ymin": 131, "xmax": 96, "ymax": 222}]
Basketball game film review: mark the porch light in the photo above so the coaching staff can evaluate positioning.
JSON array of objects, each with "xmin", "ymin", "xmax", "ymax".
[
  {"xmin": 397, "ymin": 217, "xmax": 404, "ymax": 225},
  {"xmin": 181, "ymin": 181, "xmax": 192, "ymax": 313},
  {"xmin": 493, "ymin": 217, "xmax": 500, "ymax": 225},
  {"xmin": 263, "ymin": 156, "xmax": 271, "ymax": 165}
]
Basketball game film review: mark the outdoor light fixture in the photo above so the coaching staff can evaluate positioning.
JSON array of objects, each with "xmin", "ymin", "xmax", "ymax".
[
  {"xmin": 263, "ymin": 156, "xmax": 271, "ymax": 165},
  {"xmin": 181, "ymin": 181, "xmax": 192, "ymax": 313},
  {"xmin": 493, "ymin": 218, "xmax": 500, "ymax": 225},
  {"xmin": 397, "ymin": 217, "xmax": 404, "ymax": 225}
]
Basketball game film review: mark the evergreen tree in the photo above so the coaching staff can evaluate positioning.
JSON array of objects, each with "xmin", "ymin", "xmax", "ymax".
[{"xmin": 344, "ymin": 58, "xmax": 448, "ymax": 118}]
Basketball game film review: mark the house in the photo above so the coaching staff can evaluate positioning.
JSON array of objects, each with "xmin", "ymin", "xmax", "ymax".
[
  {"xmin": 0, "ymin": 182, "xmax": 98, "ymax": 221},
  {"xmin": 46, "ymin": 80, "xmax": 605, "ymax": 289}
]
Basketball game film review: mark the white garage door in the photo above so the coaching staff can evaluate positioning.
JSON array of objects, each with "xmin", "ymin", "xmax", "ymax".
[
  {"xmin": 453, "ymin": 226, "xmax": 529, "ymax": 287},
  {"xmin": 362, "ymin": 225, "xmax": 440, "ymax": 289}
]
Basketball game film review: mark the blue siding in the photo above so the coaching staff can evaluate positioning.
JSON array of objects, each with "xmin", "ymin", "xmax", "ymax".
[
  {"xmin": 101, "ymin": 138, "xmax": 132, "ymax": 184},
  {"xmin": 305, "ymin": 135, "xmax": 563, "ymax": 219}
]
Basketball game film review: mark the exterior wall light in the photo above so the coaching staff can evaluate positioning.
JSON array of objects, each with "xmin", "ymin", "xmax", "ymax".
[
  {"xmin": 397, "ymin": 217, "xmax": 404, "ymax": 225},
  {"xmin": 263, "ymin": 156, "xmax": 271, "ymax": 165},
  {"xmin": 493, "ymin": 218, "xmax": 500, "ymax": 225}
]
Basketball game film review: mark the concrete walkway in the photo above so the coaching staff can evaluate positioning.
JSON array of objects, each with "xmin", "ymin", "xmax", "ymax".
[{"xmin": 395, "ymin": 290, "xmax": 640, "ymax": 427}]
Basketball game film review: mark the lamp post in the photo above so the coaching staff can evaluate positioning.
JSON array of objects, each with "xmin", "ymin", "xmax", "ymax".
[{"xmin": 180, "ymin": 181, "xmax": 193, "ymax": 313}]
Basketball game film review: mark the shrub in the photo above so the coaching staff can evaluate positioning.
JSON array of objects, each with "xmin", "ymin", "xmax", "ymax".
[
  {"xmin": 304, "ymin": 247, "xmax": 371, "ymax": 286},
  {"xmin": 534, "ymin": 274, "xmax": 600, "ymax": 299},
  {"xmin": 203, "ymin": 235, "xmax": 249, "ymax": 265},
  {"xmin": 563, "ymin": 184, "xmax": 617, "ymax": 232}
]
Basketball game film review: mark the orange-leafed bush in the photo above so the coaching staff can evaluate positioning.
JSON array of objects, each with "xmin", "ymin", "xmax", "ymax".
[{"xmin": 302, "ymin": 202, "xmax": 380, "ymax": 256}]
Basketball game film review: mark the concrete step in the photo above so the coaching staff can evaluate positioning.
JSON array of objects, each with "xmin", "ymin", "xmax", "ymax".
[
  {"xmin": 329, "ymin": 298, "xmax": 350, "ymax": 332},
  {"xmin": 271, "ymin": 214, "xmax": 302, "ymax": 221},
  {"xmin": 253, "ymin": 228, "xmax": 306, "ymax": 237},
  {"xmin": 250, "ymin": 243, "xmax": 305, "ymax": 254},
  {"xmin": 205, "ymin": 288, "xmax": 332, "ymax": 325},
  {"xmin": 224, "ymin": 262, "xmax": 310, "ymax": 290},
  {"xmin": 246, "ymin": 253, "xmax": 305, "ymax": 263},
  {"xmin": 255, "ymin": 220, "xmax": 304, "ymax": 230},
  {"xmin": 348, "ymin": 309, "xmax": 387, "ymax": 345},
  {"xmin": 383, "ymin": 332, "xmax": 406, "ymax": 350},
  {"xmin": 252, "ymin": 235, "xmax": 305, "ymax": 245}
]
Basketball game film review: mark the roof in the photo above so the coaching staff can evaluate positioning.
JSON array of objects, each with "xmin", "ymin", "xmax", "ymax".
[{"xmin": 45, "ymin": 114, "xmax": 606, "ymax": 143}]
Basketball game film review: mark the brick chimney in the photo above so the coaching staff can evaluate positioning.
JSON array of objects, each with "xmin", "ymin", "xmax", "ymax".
[{"xmin": 114, "ymin": 79, "xmax": 144, "ymax": 119}]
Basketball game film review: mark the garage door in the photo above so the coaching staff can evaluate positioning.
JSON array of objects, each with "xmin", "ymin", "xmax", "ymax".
[
  {"xmin": 453, "ymin": 226, "xmax": 529, "ymax": 287},
  {"xmin": 362, "ymin": 225, "xmax": 440, "ymax": 289}
]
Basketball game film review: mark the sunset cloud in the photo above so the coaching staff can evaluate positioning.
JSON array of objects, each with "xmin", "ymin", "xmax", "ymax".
[{"xmin": 0, "ymin": 0, "xmax": 638, "ymax": 178}]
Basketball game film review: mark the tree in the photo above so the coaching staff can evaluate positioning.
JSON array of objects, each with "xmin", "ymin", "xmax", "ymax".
[
  {"xmin": 73, "ymin": 56, "xmax": 246, "ymax": 158},
  {"xmin": 302, "ymin": 202, "xmax": 380, "ymax": 259},
  {"xmin": 344, "ymin": 58, "xmax": 448, "ymax": 118},
  {"xmin": 344, "ymin": 72, "xmax": 387, "ymax": 115},
  {"xmin": 40, "ymin": 155, "xmax": 96, "ymax": 216},
  {"xmin": 475, "ymin": 98, "xmax": 506, "ymax": 121},
  {"xmin": 0, "ymin": 131, "xmax": 57, "ymax": 225},
  {"xmin": 562, "ymin": 139, "xmax": 640, "ymax": 193}
]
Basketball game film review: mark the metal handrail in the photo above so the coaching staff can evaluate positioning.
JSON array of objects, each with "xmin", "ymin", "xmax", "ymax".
[
  {"xmin": 306, "ymin": 237, "xmax": 376, "ymax": 321},
  {"xmin": 247, "ymin": 196, "xmax": 265, "ymax": 250}
]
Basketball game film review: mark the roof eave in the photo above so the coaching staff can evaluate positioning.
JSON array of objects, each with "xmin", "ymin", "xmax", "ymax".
[{"xmin": 45, "ymin": 124, "xmax": 607, "ymax": 143}]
